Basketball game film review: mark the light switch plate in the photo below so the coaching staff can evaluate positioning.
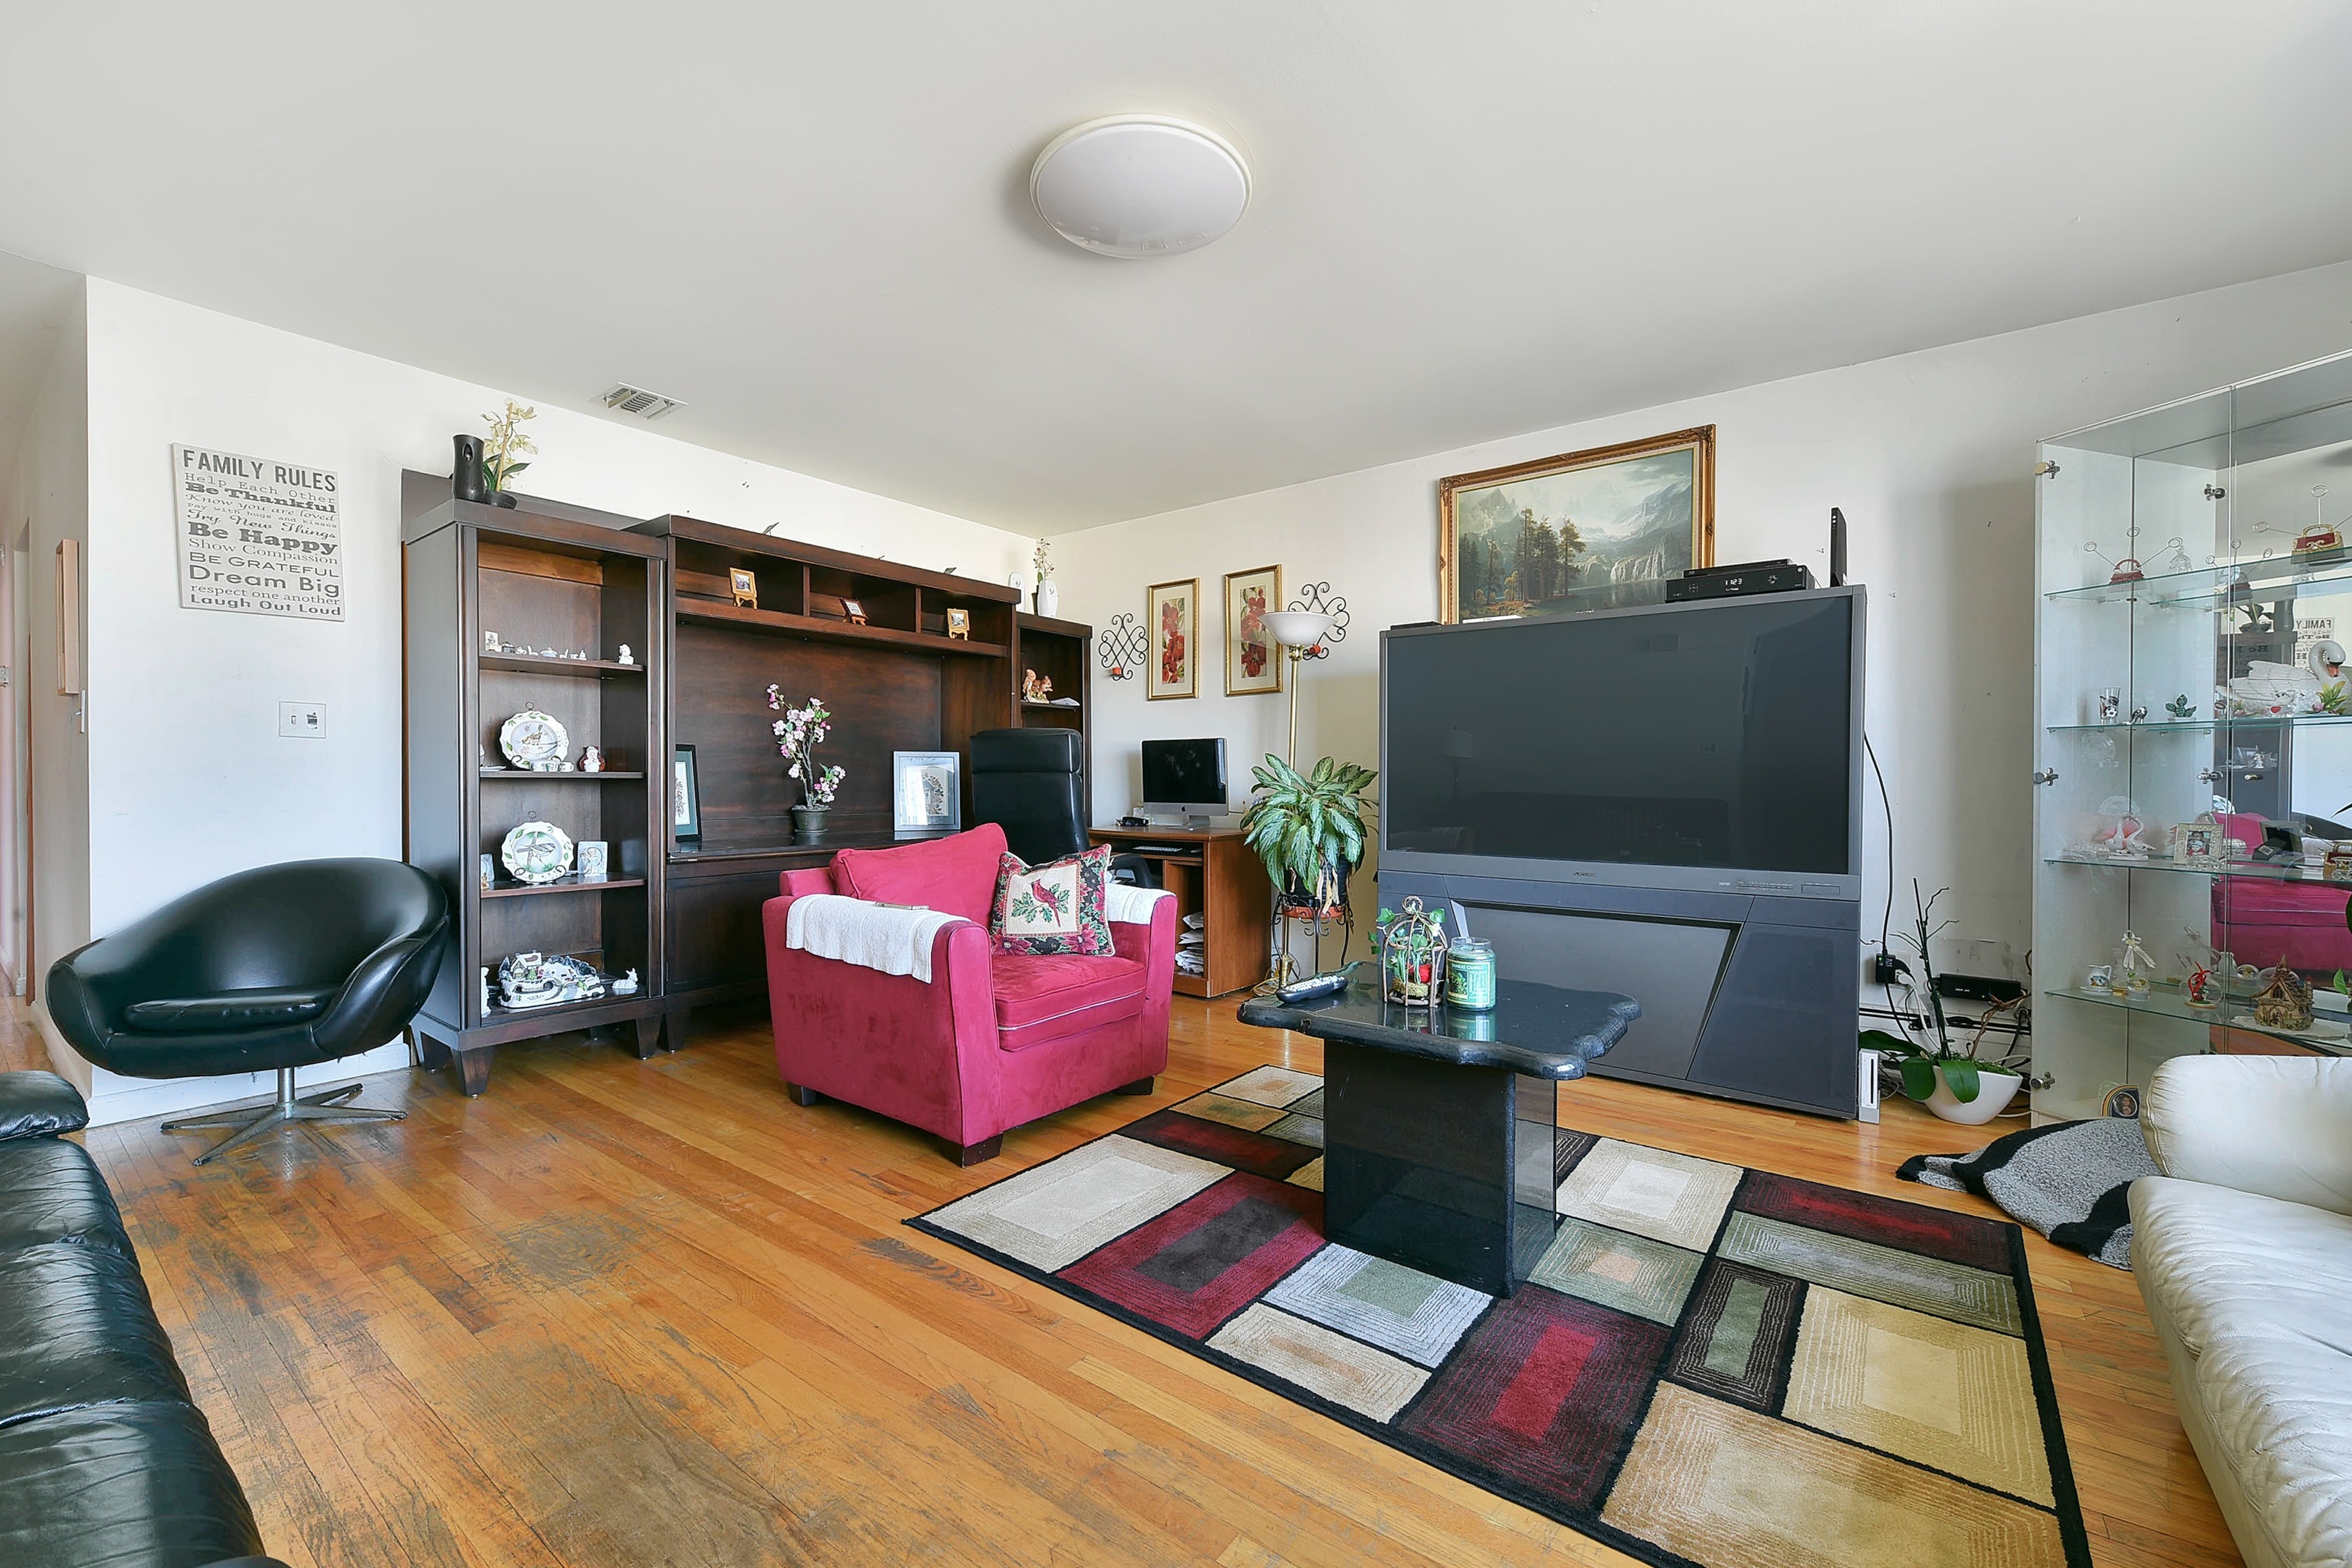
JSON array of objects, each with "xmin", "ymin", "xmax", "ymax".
[{"xmin": 277, "ymin": 702, "xmax": 326, "ymax": 738}]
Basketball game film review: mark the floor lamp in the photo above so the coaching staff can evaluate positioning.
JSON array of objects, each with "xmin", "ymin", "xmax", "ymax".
[{"xmin": 1260, "ymin": 609, "xmax": 1336, "ymax": 987}]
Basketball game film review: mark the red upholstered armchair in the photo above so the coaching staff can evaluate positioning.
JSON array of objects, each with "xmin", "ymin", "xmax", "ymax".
[{"xmin": 761, "ymin": 823, "xmax": 1177, "ymax": 1164}]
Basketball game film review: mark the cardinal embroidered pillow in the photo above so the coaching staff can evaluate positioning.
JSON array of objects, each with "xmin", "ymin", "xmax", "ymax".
[{"xmin": 988, "ymin": 846, "xmax": 1115, "ymax": 956}]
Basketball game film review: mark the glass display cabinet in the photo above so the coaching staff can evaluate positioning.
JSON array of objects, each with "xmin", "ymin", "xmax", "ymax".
[{"xmin": 2035, "ymin": 350, "xmax": 2352, "ymax": 1118}]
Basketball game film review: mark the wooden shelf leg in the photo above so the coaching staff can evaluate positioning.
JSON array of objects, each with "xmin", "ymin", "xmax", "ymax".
[
  {"xmin": 451, "ymin": 1046, "xmax": 494, "ymax": 1097},
  {"xmin": 415, "ymin": 1029, "xmax": 453, "ymax": 1072},
  {"xmin": 631, "ymin": 1015, "xmax": 663, "ymax": 1060}
]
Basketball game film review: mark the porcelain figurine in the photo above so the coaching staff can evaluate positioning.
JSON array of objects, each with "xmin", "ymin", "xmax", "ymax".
[
  {"xmin": 616, "ymin": 644, "xmax": 634, "ymax": 666},
  {"xmin": 579, "ymin": 745, "xmax": 605, "ymax": 772},
  {"xmin": 614, "ymin": 969, "xmax": 640, "ymax": 996}
]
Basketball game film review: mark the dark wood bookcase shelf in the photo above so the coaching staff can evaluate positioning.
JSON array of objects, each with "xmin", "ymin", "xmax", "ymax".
[
  {"xmin": 403, "ymin": 481, "xmax": 669, "ymax": 1093},
  {"xmin": 404, "ymin": 480, "xmax": 1096, "ymax": 1081}
]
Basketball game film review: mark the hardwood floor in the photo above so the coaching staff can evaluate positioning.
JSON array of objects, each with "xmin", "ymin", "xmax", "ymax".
[{"xmin": 11, "ymin": 998, "xmax": 2238, "ymax": 1567}]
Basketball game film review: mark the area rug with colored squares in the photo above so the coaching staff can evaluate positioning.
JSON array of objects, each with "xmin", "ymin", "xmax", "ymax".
[{"xmin": 908, "ymin": 1066, "xmax": 2091, "ymax": 1568}]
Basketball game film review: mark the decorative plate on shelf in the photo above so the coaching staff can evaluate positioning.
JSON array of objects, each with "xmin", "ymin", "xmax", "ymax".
[
  {"xmin": 499, "ymin": 820, "xmax": 575, "ymax": 885},
  {"xmin": 498, "ymin": 709, "xmax": 568, "ymax": 769}
]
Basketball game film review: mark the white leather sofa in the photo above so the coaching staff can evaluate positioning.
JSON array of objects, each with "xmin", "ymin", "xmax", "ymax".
[{"xmin": 2133, "ymin": 1056, "xmax": 2352, "ymax": 1568}]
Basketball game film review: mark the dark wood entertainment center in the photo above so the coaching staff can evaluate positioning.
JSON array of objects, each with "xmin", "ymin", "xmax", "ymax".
[{"xmin": 403, "ymin": 477, "xmax": 1094, "ymax": 1087}]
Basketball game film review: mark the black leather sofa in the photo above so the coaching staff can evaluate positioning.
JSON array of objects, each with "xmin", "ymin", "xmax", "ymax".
[{"xmin": 0, "ymin": 1070, "xmax": 288, "ymax": 1568}]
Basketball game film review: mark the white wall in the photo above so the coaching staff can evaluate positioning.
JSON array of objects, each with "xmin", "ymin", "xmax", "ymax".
[
  {"xmin": 62, "ymin": 278, "xmax": 1031, "ymax": 1123},
  {"xmin": 1055, "ymin": 259, "xmax": 2352, "ymax": 981}
]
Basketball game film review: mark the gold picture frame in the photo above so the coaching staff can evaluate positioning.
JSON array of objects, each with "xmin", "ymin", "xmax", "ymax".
[
  {"xmin": 1223, "ymin": 564, "xmax": 1282, "ymax": 697},
  {"xmin": 1437, "ymin": 426, "xmax": 1715, "ymax": 624},
  {"xmin": 1146, "ymin": 578, "xmax": 1198, "ymax": 700},
  {"xmin": 945, "ymin": 606, "xmax": 970, "ymax": 640},
  {"xmin": 729, "ymin": 567, "xmax": 758, "ymax": 609}
]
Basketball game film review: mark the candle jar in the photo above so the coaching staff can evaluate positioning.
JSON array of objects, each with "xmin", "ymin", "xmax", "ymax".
[{"xmin": 1444, "ymin": 938, "xmax": 1497, "ymax": 1012}]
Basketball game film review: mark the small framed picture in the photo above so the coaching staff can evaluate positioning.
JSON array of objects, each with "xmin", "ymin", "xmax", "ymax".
[
  {"xmin": 729, "ymin": 567, "xmax": 758, "ymax": 609},
  {"xmin": 2102, "ymin": 1083, "xmax": 2142, "ymax": 1120},
  {"xmin": 1148, "ymin": 578, "xmax": 1198, "ymax": 700},
  {"xmin": 1224, "ymin": 564, "xmax": 1282, "ymax": 697},
  {"xmin": 945, "ymin": 606, "xmax": 970, "ymax": 640},
  {"xmin": 577, "ymin": 840, "xmax": 609, "ymax": 882},
  {"xmin": 2170, "ymin": 822, "xmax": 2218, "ymax": 867},
  {"xmin": 672, "ymin": 744, "xmax": 702, "ymax": 843},
  {"xmin": 479, "ymin": 853, "xmax": 495, "ymax": 892},
  {"xmin": 893, "ymin": 750, "xmax": 961, "ymax": 839},
  {"xmin": 841, "ymin": 597, "xmax": 869, "ymax": 625}
]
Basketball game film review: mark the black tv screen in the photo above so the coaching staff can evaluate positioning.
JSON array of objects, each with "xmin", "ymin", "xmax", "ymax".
[
  {"xmin": 1142, "ymin": 737, "xmax": 1228, "ymax": 808},
  {"xmin": 1383, "ymin": 594, "xmax": 1855, "ymax": 877}
]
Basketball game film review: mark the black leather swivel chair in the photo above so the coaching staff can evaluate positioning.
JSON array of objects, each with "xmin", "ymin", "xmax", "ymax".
[
  {"xmin": 46, "ymin": 858, "xmax": 448, "ymax": 1166},
  {"xmin": 969, "ymin": 729, "xmax": 1152, "ymax": 885},
  {"xmin": 970, "ymin": 728, "xmax": 1088, "ymax": 862}
]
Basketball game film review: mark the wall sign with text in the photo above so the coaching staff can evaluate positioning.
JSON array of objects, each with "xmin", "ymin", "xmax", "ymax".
[{"xmin": 171, "ymin": 444, "xmax": 343, "ymax": 622}]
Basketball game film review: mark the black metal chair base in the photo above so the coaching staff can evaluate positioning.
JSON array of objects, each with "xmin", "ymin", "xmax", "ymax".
[{"xmin": 160, "ymin": 1068, "xmax": 405, "ymax": 1166}]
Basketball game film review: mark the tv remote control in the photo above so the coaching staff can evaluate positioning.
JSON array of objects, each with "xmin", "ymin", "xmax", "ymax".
[{"xmin": 1277, "ymin": 965, "xmax": 1357, "ymax": 1005}]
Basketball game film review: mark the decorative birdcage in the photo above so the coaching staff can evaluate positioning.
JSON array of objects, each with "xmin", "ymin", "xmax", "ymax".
[{"xmin": 1378, "ymin": 896, "xmax": 1448, "ymax": 1008}]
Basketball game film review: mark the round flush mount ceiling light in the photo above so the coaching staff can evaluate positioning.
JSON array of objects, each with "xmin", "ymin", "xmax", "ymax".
[{"xmin": 1029, "ymin": 115, "xmax": 1251, "ymax": 258}]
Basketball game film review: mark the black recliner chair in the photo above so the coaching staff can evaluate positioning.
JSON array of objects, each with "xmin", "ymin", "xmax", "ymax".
[{"xmin": 46, "ymin": 858, "xmax": 448, "ymax": 1166}]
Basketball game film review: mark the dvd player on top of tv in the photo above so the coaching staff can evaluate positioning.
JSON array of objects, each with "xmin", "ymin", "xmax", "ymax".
[{"xmin": 1663, "ymin": 559, "xmax": 1816, "ymax": 601}]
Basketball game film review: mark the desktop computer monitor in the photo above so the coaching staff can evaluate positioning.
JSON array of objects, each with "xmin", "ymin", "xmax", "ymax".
[{"xmin": 1141, "ymin": 738, "xmax": 1228, "ymax": 829}]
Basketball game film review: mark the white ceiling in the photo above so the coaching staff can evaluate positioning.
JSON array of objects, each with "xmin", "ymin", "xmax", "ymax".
[{"xmin": 2, "ymin": 3, "xmax": 2348, "ymax": 531}]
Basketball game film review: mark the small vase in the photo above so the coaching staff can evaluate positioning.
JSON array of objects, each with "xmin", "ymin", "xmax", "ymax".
[
  {"xmin": 1037, "ymin": 580, "xmax": 1059, "ymax": 618},
  {"xmin": 792, "ymin": 804, "xmax": 830, "ymax": 845}
]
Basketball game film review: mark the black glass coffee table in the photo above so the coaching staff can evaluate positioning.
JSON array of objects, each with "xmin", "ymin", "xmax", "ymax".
[{"xmin": 1237, "ymin": 979, "xmax": 1638, "ymax": 1296}]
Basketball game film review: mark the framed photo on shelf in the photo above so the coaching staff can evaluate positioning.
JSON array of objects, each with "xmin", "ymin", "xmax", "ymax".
[
  {"xmin": 841, "ymin": 597, "xmax": 869, "ymax": 625},
  {"xmin": 729, "ymin": 568, "xmax": 758, "ymax": 608},
  {"xmin": 945, "ymin": 606, "xmax": 970, "ymax": 640},
  {"xmin": 893, "ymin": 750, "xmax": 961, "ymax": 839},
  {"xmin": 1223, "ymin": 564, "xmax": 1281, "ymax": 696},
  {"xmin": 2170, "ymin": 822, "xmax": 2219, "ymax": 868},
  {"xmin": 672, "ymin": 744, "xmax": 702, "ymax": 843},
  {"xmin": 1437, "ymin": 425, "xmax": 1715, "ymax": 623},
  {"xmin": 1147, "ymin": 578, "xmax": 1198, "ymax": 700}
]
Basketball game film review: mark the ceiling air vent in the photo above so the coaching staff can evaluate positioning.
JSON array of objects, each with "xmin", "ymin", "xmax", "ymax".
[{"xmin": 599, "ymin": 382, "xmax": 685, "ymax": 421}]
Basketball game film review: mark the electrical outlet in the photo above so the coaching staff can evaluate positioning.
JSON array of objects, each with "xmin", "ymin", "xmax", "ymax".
[
  {"xmin": 1873, "ymin": 952, "xmax": 1908, "ymax": 986},
  {"xmin": 277, "ymin": 702, "xmax": 326, "ymax": 738}
]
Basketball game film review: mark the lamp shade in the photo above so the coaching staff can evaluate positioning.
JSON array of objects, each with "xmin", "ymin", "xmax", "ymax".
[{"xmin": 1264, "ymin": 610, "xmax": 1334, "ymax": 648}]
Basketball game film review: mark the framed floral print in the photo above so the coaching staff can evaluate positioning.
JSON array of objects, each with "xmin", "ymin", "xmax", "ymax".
[
  {"xmin": 1223, "ymin": 564, "xmax": 1282, "ymax": 696},
  {"xmin": 1437, "ymin": 426, "xmax": 1715, "ymax": 623},
  {"xmin": 1147, "ymin": 578, "xmax": 1198, "ymax": 700}
]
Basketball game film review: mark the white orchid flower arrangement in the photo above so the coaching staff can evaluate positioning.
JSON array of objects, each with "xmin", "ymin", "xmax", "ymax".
[{"xmin": 767, "ymin": 687, "xmax": 845, "ymax": 807}]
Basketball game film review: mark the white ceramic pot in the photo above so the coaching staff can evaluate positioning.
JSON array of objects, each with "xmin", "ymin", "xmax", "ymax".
[
  {"xmin": 1038, "ymin": 580, "xmax": 1059, "ymax": 618},
  {"xmin": 1922, "ymin": 1067, "xmax": 2023, "ymax": 1125}
]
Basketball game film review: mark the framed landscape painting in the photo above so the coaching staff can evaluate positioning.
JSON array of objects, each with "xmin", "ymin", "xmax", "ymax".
[
  {"xmin": 1147, "ymin": 578, "xmax": 1197, "ymax": 700},
  {"xmin": 1437, "ymin": 426, "xmax": 1715, "ymax": 623},
  {"xmin": 1223, "ymin": 564, "xmax": 1281, "ymax": 696}
]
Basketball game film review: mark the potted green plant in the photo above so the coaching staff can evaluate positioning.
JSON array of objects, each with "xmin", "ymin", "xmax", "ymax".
[
  {"xmin": 1860, "ymin": 883, "xmax": 2022, "ymax": 1124},
  {"xmin": 1239, "ymin": 754, "xmax": 1376, "ymax": 915}
]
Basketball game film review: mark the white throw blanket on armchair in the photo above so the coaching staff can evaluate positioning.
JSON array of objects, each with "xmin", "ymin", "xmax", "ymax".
[{"xmin": 785, "ymin": 894, "xmax": 967, "ymax": 984}]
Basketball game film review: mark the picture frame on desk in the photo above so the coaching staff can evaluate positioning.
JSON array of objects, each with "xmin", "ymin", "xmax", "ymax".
[
  {"xmin": 893, "ymin": 750, "xmax": 961, "ymax": 838},
  {"xmin": 672, "ymin": 744, "xmax": 702, "ymax": 844}
]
